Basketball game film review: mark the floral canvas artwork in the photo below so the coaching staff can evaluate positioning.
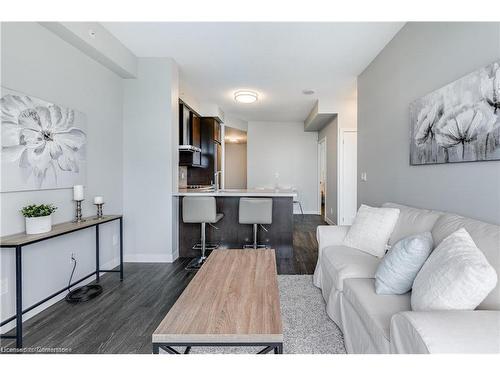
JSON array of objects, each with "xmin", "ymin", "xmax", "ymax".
[
  {"xmin": 1, "ymin": 88, "xmax": 87, "ymax": 192},
  {"xmin": 410, "ymin": 61, "xmax": 500, "ymax": 165}
]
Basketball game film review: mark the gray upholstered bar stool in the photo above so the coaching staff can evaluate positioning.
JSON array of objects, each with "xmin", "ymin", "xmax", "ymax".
[
  {"xmin": 183, "ymin": 196, "xmax": 224, "ymax": 270},
  {"xmin": 239, "ymin": 198, "xmax": 273, "ymax": 249}
]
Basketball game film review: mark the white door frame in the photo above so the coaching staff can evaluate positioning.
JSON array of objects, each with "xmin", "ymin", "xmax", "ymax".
[
  {"xmin": 337, "ymin": 128, "xmax": 357, "ymax": 225},
  {"xmin": 317, "ymin": 137, "xmax": 327, "ymax": 220}
]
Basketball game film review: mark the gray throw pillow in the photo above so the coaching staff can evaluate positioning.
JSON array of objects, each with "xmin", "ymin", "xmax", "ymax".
[{"xmin": 375, "ymin": 232, "xmax": 433, "ymax": 295}]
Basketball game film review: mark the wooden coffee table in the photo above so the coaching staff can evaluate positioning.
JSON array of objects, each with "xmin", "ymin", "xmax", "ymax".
[{"xmin": 152, "ymin": 249, "xmax": 283, "ymax": 354}]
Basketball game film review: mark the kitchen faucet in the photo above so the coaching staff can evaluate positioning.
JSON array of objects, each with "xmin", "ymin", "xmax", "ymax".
[{"xmin": 214, "ymin": 171, "xmax": 222, "ymax": 191}]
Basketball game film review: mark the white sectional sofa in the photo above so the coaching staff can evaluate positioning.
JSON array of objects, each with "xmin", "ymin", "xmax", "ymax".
[{"xmin": 313, "ymin": 203, "xmax": 500, "ymax": 354}]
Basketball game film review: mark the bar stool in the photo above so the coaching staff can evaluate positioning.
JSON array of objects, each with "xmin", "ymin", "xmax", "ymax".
[
  {"xmin": 239, "ymin": 198, "xmax": 272, "ymax": 249},
  {"xmin": 183, "ymin": 196, "xmax": 224, "ymax": 270}
]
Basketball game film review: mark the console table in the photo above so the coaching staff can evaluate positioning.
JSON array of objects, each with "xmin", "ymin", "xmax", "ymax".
[{"xmin": 0, "ymin": 214, "xmax": 123, "ymax": 349}]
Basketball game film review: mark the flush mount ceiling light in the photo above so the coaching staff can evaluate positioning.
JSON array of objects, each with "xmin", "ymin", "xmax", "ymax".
[
  {"xmin": 302, "ymin": 89, "xmax": 315, "ymax": 95},
  {"xmin": 234, "ymin": 90, "xmax": 258, "ymax": 104}
]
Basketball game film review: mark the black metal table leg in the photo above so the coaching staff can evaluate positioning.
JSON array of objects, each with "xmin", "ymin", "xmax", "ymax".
[
  {"xmin": 15, "ymin": 245, "xmax": 22, "ymax": 349},
  {"xmin": 276, "ymin": 343, "xmax": 283, "ymax": 354},
  {"xmin": 119, "ymin": 217, "xmax": 123, "ymax": 281},
  {"xmin": 95, "ymin": 225, "xmax": 100, "ymax": 282}
]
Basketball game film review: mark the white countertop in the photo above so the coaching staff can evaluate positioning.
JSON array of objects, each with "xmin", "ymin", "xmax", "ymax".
[{"xmin": 174, "ymin": 188, "xmax": 297, "ymax": 198}]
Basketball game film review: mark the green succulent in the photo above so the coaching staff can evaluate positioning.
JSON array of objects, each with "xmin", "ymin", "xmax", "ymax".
[{"xmin": 21, "ymin": 204, "xmax": 57, "ymax": 218}]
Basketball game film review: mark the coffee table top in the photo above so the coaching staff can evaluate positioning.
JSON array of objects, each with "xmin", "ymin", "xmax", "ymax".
[{"xmin": 153, "ymin": 249, "xmax": 283, "ymax": 343}]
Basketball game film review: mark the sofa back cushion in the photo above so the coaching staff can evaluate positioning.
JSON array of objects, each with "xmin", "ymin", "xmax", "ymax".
[
  {"xmin": 432, "ymin": 214, "xmax": 500, "ymax": 310},
  {"xmin": 382, "ymin": 203, "xmax": 442, "ymax": 246}
]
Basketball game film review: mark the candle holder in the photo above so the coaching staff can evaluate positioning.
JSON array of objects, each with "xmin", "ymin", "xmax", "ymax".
[
  {"xmin": 94, "ymin": 203, "xmax": 104, "ymax": 219},
  {"xmin": 73, "ymin": 200, "xmax": 86, "ymax": 223}
]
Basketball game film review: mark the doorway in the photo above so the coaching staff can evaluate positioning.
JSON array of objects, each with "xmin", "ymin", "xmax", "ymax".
[
  {"xmin": 338, "ymin": 129, "xmax": 357, "ymax": 225},
  {"xmin": 318, "ymin": 137, "xmax": 327, "ymax": 220},
  {"xmin": 224, "ymin": 126, "xmax": 247, "ymax": 189}
]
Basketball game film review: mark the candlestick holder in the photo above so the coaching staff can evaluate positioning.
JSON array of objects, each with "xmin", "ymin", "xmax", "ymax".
[
  {"xmin": 94, "ymin": 203, "xmax": 104, "ymax": 219},
  {"xmin": 73, "ymin": 200, "xmax": 85, "ymax": 223}
]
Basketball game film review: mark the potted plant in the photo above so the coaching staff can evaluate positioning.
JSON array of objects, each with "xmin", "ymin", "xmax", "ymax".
[{"xmin": 21, "ymin": 204, "xmax": 57, "ymax": 234}]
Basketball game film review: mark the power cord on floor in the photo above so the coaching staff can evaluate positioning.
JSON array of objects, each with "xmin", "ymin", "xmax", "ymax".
[
  {"xmin": 67, "ymin": 254, "xmax": 77, "ymax": 292},
  {"xmin": 65, "ymin": 253, "xmax": 103, "ymax": 303}
]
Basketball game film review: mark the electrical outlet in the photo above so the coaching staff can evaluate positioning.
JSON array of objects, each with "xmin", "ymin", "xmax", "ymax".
[
  {"xmin": 361, "ymin": 172, "xmax": 368, "ymax": 182},
  {"xmin": 0, "ymin": 278, "xmax": 8, "ymax": 295},
  {"xmin": 113, "ymin": 235, "xmax": 118, "ymax": 246},
  {"xmin": 330, "ymin": 207, "xmax": 333, "ymax": 215}
]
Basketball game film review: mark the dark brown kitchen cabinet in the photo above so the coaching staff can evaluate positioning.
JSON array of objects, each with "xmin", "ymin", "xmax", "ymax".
[{"xmin": 179, "ymin": 101, "xmax": 202, "ymax": 167}]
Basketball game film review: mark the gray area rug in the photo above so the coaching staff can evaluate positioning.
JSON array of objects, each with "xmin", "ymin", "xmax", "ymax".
[{"xmin": 169, "ymin": 275, "xmax": 346, "ymax": 354}]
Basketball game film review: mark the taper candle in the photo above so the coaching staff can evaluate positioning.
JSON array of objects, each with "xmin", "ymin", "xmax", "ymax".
[{"xmin": 73, "ymin": 185, "xmax": 84, "ymax": 201}]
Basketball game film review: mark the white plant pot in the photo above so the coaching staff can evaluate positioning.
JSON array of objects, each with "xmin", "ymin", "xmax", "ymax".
[{"xmin": 25, "ymin": 215, "xmax": 52, "ymax": 235}]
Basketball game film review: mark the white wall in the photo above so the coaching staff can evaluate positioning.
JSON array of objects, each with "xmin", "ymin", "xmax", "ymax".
[
  {"xmin": 247, "ymin": 121, "xmax": 319, "ymax": 214},
  {"xmin": 225, "ymin": 143, "xmax": 247, "ymax": 189},
  {"xmin": 1, "ymin": 22, "xmax": 124, "ymax": 331},
  {"xmin": 122, "ymin": 58, "xmax": 179, "ymax": 262},
  {"xmin": 358, "ymin": 22, "xmax": 500, "ymax": 224},
  {"xmin": 317, "ymin": 98, "xmax": 357, "ymax": 224}
]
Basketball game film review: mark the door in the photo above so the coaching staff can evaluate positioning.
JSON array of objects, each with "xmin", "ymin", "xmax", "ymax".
[
  {"xmin": 338, "ymin": 130, "xmax": 357, "ymax": 225},
  {"xmin": 318, "ymin": 138, "xmax": 327, "ymax": 219}
]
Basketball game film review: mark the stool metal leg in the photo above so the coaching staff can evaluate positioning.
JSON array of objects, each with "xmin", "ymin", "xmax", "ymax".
[
  {"xmin": 253, "ymin": 223, "xmax": 258, "ymax": 249},
  {"xmin": 186, "ymin": 222, "xmax": 208, "ymax": 271},
  {"xmin": 201, "ymin": 222, "xmax": 206, "ymax": 260}
]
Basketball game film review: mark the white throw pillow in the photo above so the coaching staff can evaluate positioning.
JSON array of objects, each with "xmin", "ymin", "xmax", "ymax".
[
  {"xmin": 411, "ymin": 228, "xmax": 498, "ymax": 311},
  {"xmin": 342, "ymin": 204, "xmax": 400, "ymax": 258}
]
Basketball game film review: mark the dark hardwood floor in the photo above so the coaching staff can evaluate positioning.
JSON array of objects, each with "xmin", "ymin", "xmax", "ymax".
[{"xmin": 1, "ymin": 215, "xmax": 325, "ymax": 354}]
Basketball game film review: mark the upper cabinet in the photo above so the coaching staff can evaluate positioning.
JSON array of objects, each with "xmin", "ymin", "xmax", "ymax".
[{"xmin": 179, "ymin": 100, "xmax": 202, "ymax": 167}]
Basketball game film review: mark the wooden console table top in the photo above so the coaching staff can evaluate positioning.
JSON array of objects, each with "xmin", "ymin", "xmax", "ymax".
[
  {"xmin": 0, "ymin": 215, "xmax": 123, "ymax": 247},
  {"xmin": 153, "ymin": 249, "xmax": 283, "ymax": 344}
]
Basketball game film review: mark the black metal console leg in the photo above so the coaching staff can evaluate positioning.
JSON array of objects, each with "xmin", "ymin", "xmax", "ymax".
[
  {"xmin": 95, "ymin": 225, "xmax": 100, "ymax": 282},
  {"xmin": 152, "ymin": 344, "xmax": 160, "ymax": 354},
  {"xmin": 119, "ymin": 217, "xmax": 123, "ymax": 281},
  {"xmin": 15, "ymin": 245, "xmax": 22, "ymax": 349}
]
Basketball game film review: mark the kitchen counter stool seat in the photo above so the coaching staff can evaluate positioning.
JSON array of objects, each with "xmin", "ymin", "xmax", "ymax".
[
  {"xmin": 183, "ymin": 196, "xmax": 223, "ymax": 270},
  {"xmin": 239, "ymin": 198, "xmax": 273, "ymax": 249}
]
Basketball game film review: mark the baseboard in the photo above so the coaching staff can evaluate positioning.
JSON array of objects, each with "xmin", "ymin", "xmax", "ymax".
[
  {"xmin": 324, "ymin": 217, "xmax": 336, "ymax": 225},
  {"xmin": 0, "ymin": 257, "xmax": 120, "ymax": 334},
  {"xmin": 293, "ymin": 210, "xmax": 321, "ymax": 215},
  {"xmin": 123, "ymin": 253, "xmax": 176, "ymax": 263}
]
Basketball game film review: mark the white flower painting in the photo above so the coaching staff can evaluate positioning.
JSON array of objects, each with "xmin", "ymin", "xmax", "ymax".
[
  {"xmin": 410, "ymin": 60, "xmax": 500, "ymax": 165},
  {"xmin": 1, "ymin": 88, "xmax": 87, "ymax": 192}
]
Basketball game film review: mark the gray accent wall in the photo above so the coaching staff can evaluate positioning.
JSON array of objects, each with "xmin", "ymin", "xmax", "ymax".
[
  {"xmin": 1, "ymin": 22, "xmax": 124, "ymax": 330},
  {"xmin": 358, "ymin": 22, "xmax": 500, "ymax": 224}
]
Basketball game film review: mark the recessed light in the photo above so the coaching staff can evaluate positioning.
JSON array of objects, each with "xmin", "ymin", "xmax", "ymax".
[
  {"xmin": 234, "ymin": 90, "xmax": 258, "ymax": 104},
  {"xmin": 302, "ymin": 89, "xmax": 315, "ymax": 95}
]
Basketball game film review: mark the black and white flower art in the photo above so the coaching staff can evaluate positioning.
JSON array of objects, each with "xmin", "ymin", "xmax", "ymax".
[
  {"xmin": 1, "ymin": 88, "xmax": 87, "ymax": 192},
  {"xmin": 410, "ymin": 60, "xmax": 500, "ymax": 165}
]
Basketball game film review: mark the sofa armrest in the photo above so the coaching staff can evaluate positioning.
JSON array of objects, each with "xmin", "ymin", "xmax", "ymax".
[
  {"xmin": 316, "ymin": 225, "xmax": 350, "ymax": 254},
  {"xmin": 390, "ymin": 311, "xmax": 500, "ymax": 354}
]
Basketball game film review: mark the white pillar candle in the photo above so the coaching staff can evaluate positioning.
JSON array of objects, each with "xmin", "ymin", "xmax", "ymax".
[
  {"xmin": 94, "ymin": 196, "xmax": 104, "ymax": 204},
  {"xmin": 73, "ymin": 185, "xmax": 84, "ymax": 201}
]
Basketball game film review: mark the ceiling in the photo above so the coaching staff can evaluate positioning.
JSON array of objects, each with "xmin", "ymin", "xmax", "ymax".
[{"xmin": 103, "ymin": 22, "xmax": 404, "ymax": 122}]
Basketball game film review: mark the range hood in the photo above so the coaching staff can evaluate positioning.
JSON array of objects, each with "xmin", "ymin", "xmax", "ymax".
[{"xmin": 179, "ymin": 145, "xmax": 201, "ymax": 152}]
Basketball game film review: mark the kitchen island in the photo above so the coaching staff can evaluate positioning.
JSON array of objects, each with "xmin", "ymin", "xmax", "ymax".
[{"xmin": 174, "ymin": 189, "xmax": 297, "ymax": 258}]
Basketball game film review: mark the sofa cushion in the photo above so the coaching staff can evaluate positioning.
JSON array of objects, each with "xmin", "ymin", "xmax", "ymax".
[
  {"xmin": 343, "ymin": 279, "xmax": 411, "ymax": 342},
  {"xmin": 322, "ymin": 245, "xmax": 380, "ymax": 292},
  {"xmin": 391, "ymin": 311, "xmax": 500, "ymax": 353},
  {"xmin": 382, "ymin": 202, "xmax": 442, "ymax": 245},
  {"xmin": 432, "ymin": 214, "xmax": 500, "ymax": 310}
]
